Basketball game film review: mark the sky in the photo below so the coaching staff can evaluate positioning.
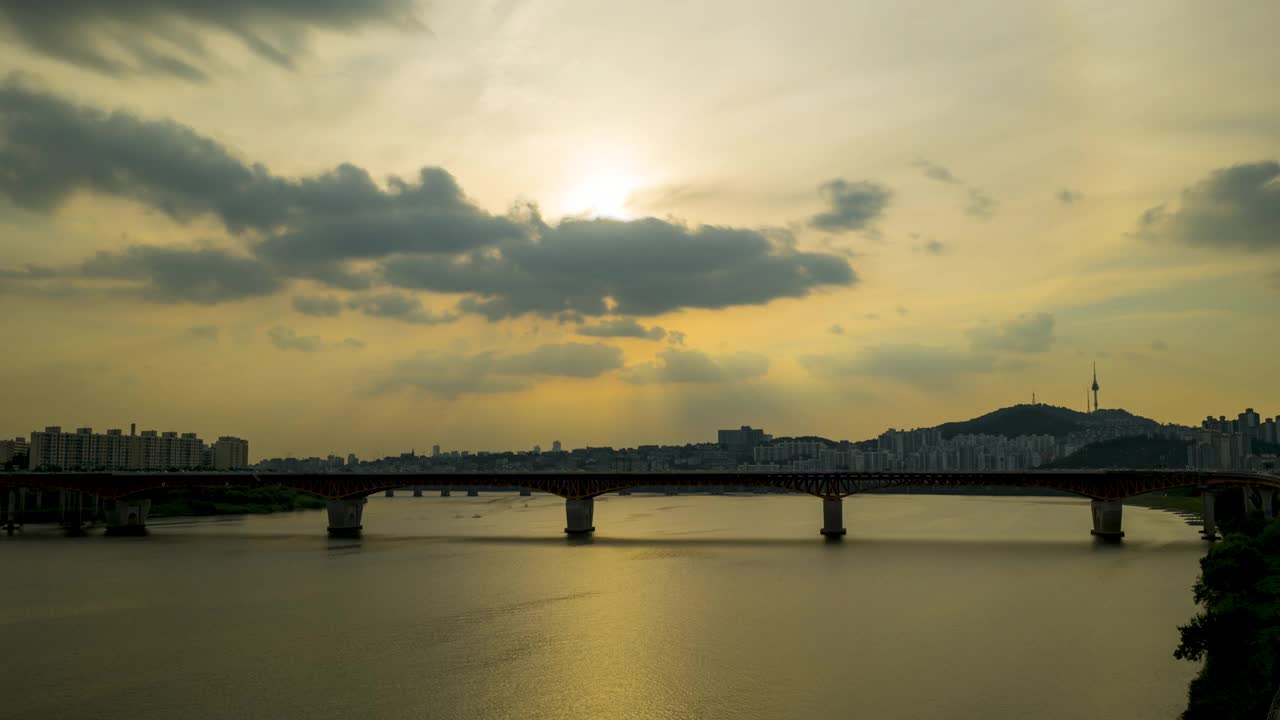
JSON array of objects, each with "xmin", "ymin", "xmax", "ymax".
[{"xmin": 1, "ymin": 0, "xmax": 1278, "ymax": 459}]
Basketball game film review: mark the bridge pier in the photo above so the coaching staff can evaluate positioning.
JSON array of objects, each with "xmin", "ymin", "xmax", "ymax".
[
  {"xmin": 385, "ymin": 489, "xmax": 395, "ymax": 498},
  {"xmin": 104, "ymin": 499, "xmax": 151, "ymax": 537},
  {"xmin": 820, "ymin": 498, "xmax": 846, "ymax": 537},
  {"xmin": 1263, "ymin": 489, "xmax": 1277, "ymax": 520},
  {"xmin": 441, "ymin": 489, "xmax": 450, "ymax": 497},
  {"xmin": 519, "ymin": 488, "xmax": 532, "ymax": 497},
  {"xmin": 413, "ymin": 487, "xmax": 423, "ymax": 497},
  {"xmin": 326, "ymin": 497, "xmax": 366, "ymax": 538},
  {"xmin": 1090, "ymin": 500, "xmax": 1124, "ymax": 539},
  {"xmin": 467, "ymin": 489, "xmax": 479, "ymax": 497},
  {"xmin": 1249, "ymin": 488, "xmax": 1277, "ymax": 519},
  {"xmin": 60, "ymin": 491, "xmax": 86, "ymax": 537},
  {"xmin": 564, "ymin": 497, "xmax": 595, "ymax": 534},
  {"xmin": 5, "ymin": 489, "xmax": 17, "ymax": 535},
  {"xmin": 1200, "ymin": 491, "xmax": 1218, "ymax": 541}
]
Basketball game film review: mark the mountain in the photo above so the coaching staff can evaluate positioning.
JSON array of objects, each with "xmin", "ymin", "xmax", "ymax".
[
  {"xmin": 933, "ymin": 403, "xmax": 1160, "ymax": 439},
  {"xmin": 1043, "ymin": 436, "xmax": 1191, "ymax": 469}
]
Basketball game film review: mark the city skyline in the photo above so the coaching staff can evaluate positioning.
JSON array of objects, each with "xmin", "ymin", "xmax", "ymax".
[{"xmin": 2, "ymin": 2, "xmax": 1278, "ymax": 459}]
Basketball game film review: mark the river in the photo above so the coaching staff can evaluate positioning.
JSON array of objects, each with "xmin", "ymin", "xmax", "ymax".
[{"xmin": 0, "ymin": 494, "xmax": 1203, "ymax": 719}]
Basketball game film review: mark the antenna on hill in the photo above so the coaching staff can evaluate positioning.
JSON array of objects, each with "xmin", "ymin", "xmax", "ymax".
[{"xmin": 1032, "ymin": 391, "xmax": 1036, "ymax": 405}]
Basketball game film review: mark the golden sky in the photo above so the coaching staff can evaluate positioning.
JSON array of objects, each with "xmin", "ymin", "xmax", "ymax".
[{"xmin": 1, "ymin": 0, "xmax": 1277, "ymax": 459}]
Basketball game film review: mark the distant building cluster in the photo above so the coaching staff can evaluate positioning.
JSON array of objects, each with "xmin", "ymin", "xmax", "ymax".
[
  {"xmin": 15, "ymin": 425, "xmax": 248, "ymax": 471},
  {"xmin": 1189, "ymin": 408, "xmax": 1280, "ymax": 470}
]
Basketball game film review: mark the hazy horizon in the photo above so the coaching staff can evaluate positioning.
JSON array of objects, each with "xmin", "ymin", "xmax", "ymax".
[{"xmin": 2, "ymin": 1, "xmax": 1278, "ymax": 459}]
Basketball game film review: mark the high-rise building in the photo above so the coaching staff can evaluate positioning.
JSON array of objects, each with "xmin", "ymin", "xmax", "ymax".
[
  {"xmin": 718, "ymin": 426, "xmax": 770, "ymax": 459},
  {"xmin": 431, "ymin": 444, "xmax": 441, "ymax": 457},
  {"xmin": 0, "ymin": 437, "xmax": 29, "ymax": 465},
  {"xmin": 212, "ymin": 436, "xmax": 250, "ymax": 469},
  {"xmin": 552, "ymin": 440, "xmax": 562, "ymax": 453},
  {"xmin": 28, "ymin": 425, "xmax": 225, "ymax": 470}
]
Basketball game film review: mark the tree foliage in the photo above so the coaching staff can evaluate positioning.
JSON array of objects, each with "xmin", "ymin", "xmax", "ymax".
[{"xmin": 1175, "ymin": 514, "xmax": 1280, "ymax": 719}]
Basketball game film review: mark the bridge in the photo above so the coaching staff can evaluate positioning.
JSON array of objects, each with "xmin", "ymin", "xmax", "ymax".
[{"xmin": 2, "ymin": 470, "xmax": 1278, "ymax": 540}]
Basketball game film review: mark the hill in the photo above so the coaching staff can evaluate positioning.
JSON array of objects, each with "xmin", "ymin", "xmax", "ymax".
[
  {"xmin": 933, "ymin": 403, "xmax": 1159, "ymax": 439},
  {"xmin": 1043, "ymin": 436, "xmax": 1191, "ymax": 469}
]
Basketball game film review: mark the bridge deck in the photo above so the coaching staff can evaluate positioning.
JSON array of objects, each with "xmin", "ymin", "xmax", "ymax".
[{"xmin": 1, "ymin": 470, "xmax": 1277, "ymax": 501}]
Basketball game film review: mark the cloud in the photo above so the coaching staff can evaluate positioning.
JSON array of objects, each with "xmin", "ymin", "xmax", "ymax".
[
  {"xmin": 387, "ymin": 219, "xmax": 856, "ymax": 318},
  {"xmin": 809, "ymin": 179, "xmax": 892, "ymax": 233},
  {"xmin": 292, "ymin": 295, "xmax": 341, "ymax": 317},
  {"xmin": 1057, "ymin": 188, "xmax": 1081, "ymax": 204},
  {"xmin": 666, "ymin": 330, "xmax": 687, "ymax": 346},
  {"xmin": 829, "ymin": 324, "xmax": 845, "ymax": 335},
  {"xmin": 914, "ymin": 159, "xmax": 961, "ymax": 184},
  {"xmin": 378, "ymin": 342, "xmax": 624, "ymax": 398},
  {"xmin": 967, "ymin": 313, "xmax": 1055, "ymax": 353},
  {"xmin": 800, "ymin": 344, "xmax": 996, "ymax": 390},
  {"xmin": 347, "ymin": 292, "xmax": 459, "ymax": 325},
  {"xmin": 80, "ymin": 245, "xmax": 282, "ymax": 303},
  {"xmin": 343, "ymin": 337, "xmax": 367, "ymax": 349},
  {"xmin": 1151, "ymin": 339, "xmax": 1168, "ymax": 351},
  {"xmin": 621, "ymin": 348, "xmax": 768, "ymax": 384},
  {"xmin": 268, "ymin": 326, "xmax": 321, "ymax": 352},
  {"xmin": 576, "ymin": 317, "xmax": 666, "ymax": 341},
  {"xmin": 0, "ymin": 263, "xmax": 55, "ymax": 279},
  {"xmin": 1135, "ymin": 161, "xmax": 1280, "ymax": 251},
  {"xmin": 915, "ymin": 239, "xmax": 946, "ymax": 255},
  {"xmin": 187, "ymin": 325, "xmax": 219, "ymax": 341},
  {"xmin": 0, "ymin": 1, "xmax": 419, "ymax": 81},
  {"xmin": 1, "ymin": 82, "xmax": 858, "ymax": 317},
  {"xmin": 966, "ymin": 188, "xmax": 999, "ymax": 219}
]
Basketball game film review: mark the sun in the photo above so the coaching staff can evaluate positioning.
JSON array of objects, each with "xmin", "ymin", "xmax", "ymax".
[{"xmin": 562, "ymin": 173, "xmax": 637, "ymax": 219}]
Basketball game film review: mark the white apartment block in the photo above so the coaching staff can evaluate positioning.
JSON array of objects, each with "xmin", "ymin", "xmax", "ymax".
[{"xmin": 26, "ymin": 426, "xmax": 247, "ymax": 471}]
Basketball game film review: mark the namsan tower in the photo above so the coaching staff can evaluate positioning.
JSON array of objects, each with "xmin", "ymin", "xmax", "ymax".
[{"xmin": 1091, "ymin": 363, "xmax": 1100, "ymax": 413}]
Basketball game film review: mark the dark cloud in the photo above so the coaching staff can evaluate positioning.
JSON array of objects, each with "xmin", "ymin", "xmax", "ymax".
[
  {"xmin": 1150, "ymin": 339, "xmax": 1168, "ymax": 351},
  {"xmin": 268, "ymin": 326, "xmax": 321, "ymax": 352},
  {"xmin": 967, "ymin": 313, "xmax": 1055, "ymax": 353},
  {"xmin": 810, "ymin": 179, "xmax": 892, "ymax": 233},
  {"xmin": 292, "ymin": 295, "xmax": 341, "ymax": 317},
  {"xmin": 914, "ymin": 159, "xmax": 961, "ymax": 184},
  {"xmin": 187, "ymin": 325, "xmax": 219, "ymax": 341},
  {"xmin": 385, "ymin": 219, "xmax": 856, "ymax": 319},
  {"xmin": 1, "ymin": 83, "xmax": 858, "ymax": 317},
  {"xmin": 801, "ymin": 344, "xmax": 996, "ymax": 390},
  {"xmin": 1135, "ymin": 161, "xmax": 1280, "ymax": 251},
  {"xmin": 347, "ymin": 292, "xmax": 459, "ymax": 325},
  {"xmin": 0, "ymin": 0, "xmax": 418, "ymax": 81},
  {"xmin": 1057, "ymin": 188, "xmax": 1081, "ymax": 204},
  {"xmin": 915, "ymin": 239, "xmax": 946, "ymax": 255},
  {"xmin": 0, "ymin": 263, "xmax": 55, "ymax": 279},
  {"xmin": 621, "ymin": 348, "xmax": 768, "ymax": 384},
  {"xmin": 966, "ymin": 188, "xmax": 998, "ymax": 219},
  {"xmin": 666, "ymin": 330, "xmax": 687, "ymax": 346},
  {"xmin": 379, "ymin": 342, "xmax": 624, "ymax": 398},
  {"xmin": 829, "ymin": 324, "xmax": 845, "ymax": 335},
  {"xmin": 343, "ymin": 338, "xmax": 367, "ymax": 349},
  {"xmin": 0, "ymin": 82, "xmax": 523, "ymax": 264},
  {"xmin": 80, "ymin": 245, "xmax": 281, "ymax": 303},
  {"xmin": 576, "ymin": 317, "xmax": 666, "ymax": 341}
]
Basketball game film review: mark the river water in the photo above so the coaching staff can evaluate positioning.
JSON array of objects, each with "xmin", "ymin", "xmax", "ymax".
[{"xmin": 1, "ymin": 494, "xmax": 1204, "ymax": 719}]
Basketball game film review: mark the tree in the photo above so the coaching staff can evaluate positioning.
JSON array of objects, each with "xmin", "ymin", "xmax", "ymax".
[{"xmin": 1175, "ymin": 513, "xmax": 1280, "ymax": 719}]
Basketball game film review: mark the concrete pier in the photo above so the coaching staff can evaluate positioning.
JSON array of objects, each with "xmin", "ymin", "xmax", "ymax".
[
  {"xmin": 821, "ymin": 498, "xmax": 846, "ymax": 537},
  {"xmin": 467, "ymin": 489, "xmax": 479, "ymax": 497},
  {"xmin": 104, "ymin": 499, "xmax": 151, "ymax": 536},
  {"xmin": 1090, "ymin": 500, "xmax": 1124, "ymax": 539},
  {"xmin": 385, "ymin": 489, "xmax": 395, "ymax": 498},
  {"xmin": 1200, "ymin": 491, "xmax": 1218, "ymax": 541},
  {"xmin": 1259, "ymin": 488, "xmax": 1277, "ymax": 519},
  {"xmin": 519, "ymin": 488, "xmax": 532, "ymax": 497},
  {"xmin": 326, "ymin": 497, "xmax": 367, "ymax": 538},
  {"xmin": 440, "ymin": 489, "xmax": 450, "ymax": 497},
  {"xmin": 60, "ymin": 491, "xmax": 87, "ymax": 537},
  {"xmin": 4, "ymin": 489, "xmax": 16, "ymax": 535},
  {"xmin": 564, "ymin": 497, "xmax": 595, "ymax": 534},
  {"xmin": 413, "ymin": 488, "xmax": 423, "ymax": 497}
]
